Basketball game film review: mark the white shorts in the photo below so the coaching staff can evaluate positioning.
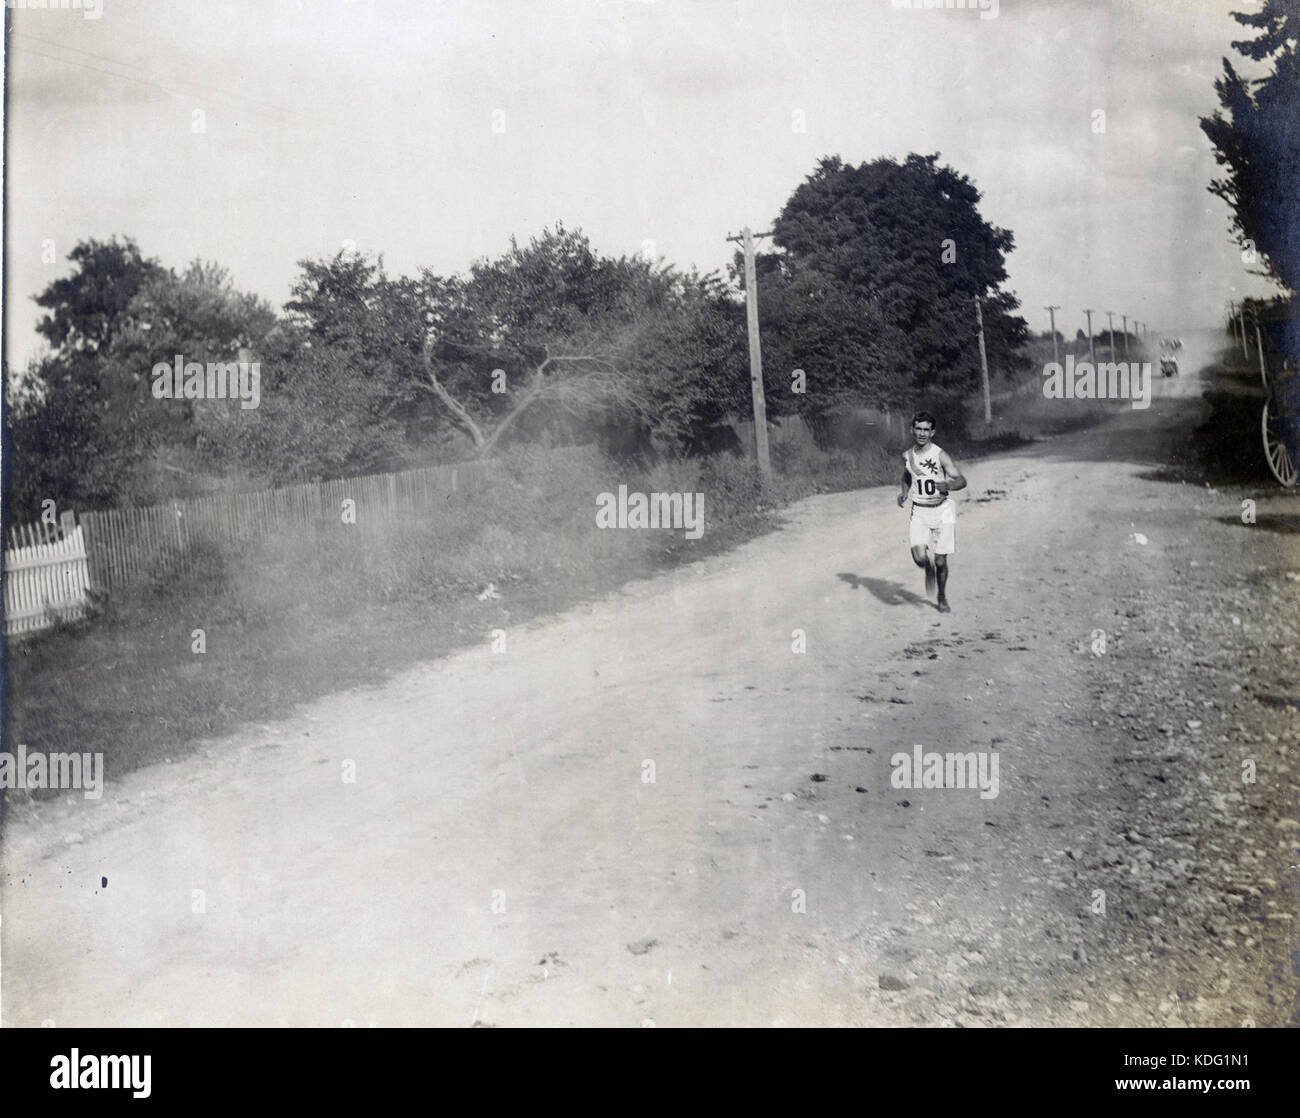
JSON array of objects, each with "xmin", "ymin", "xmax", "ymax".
[{"xmin": 909, "ymin": 499, "xmax": 956, "ymax": 555}]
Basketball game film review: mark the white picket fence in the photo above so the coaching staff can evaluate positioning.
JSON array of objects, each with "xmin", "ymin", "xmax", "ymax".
[
  {"xmin": 1, "ymin": 445, "xmax": 595, "ymax": 635},
  {"xmin": 3, "ymin": 523, "xmax": 92, "ymax": 637}
]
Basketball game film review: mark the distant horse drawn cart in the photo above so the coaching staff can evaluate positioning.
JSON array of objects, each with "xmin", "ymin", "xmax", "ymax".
[{"xmin": 1257, "ymin": 310, "xmax": 1299, "ymax": 488}]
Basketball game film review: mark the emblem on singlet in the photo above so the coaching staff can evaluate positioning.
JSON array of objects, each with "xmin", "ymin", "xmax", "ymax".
[{"xmin": 906, "ymin": 444, "xmax": 947, "ymax": 507}]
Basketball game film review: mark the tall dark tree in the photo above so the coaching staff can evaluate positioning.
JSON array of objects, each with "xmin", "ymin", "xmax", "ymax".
[
  {"xmin": 10, "ymin": 242, "xmax": 282, "ymax": 508},
  {"xmin": 33, "ymin": 237, "xmax": 165, "ymax": 356},
  {"xmin": 757, "ymin": 154, "xmax": 1026, "ymax": 432},
  {"xmin": 10, "ymin": 238, "xmax": 165, "ymax": 512},
  {"xmin": 5, "ymin": 351, "xmax": 135, "ymax": 513},
  {"xmin": 1201, "ymin": 0, "xmax": 1300, "ymax": 293}
]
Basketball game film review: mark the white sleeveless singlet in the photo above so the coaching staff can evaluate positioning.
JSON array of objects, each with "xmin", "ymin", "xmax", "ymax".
[{"xmin": 904, "ymin": 443, "xmax": 948, "ymax": 507}]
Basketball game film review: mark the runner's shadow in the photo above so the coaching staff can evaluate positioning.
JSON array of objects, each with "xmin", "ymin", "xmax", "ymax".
[{"xmin": 838, "ymin": 573, "xmax": 930, "ymax": 608}]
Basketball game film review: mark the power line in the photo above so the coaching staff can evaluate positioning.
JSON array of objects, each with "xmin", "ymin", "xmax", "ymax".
[
  {"xmin": 11, "ymin": 31, "xmax": 299, "ymax": 123},
  {"xmin": 10, "ymin": 30, "xmax": 447, "ymax": 184},
  {"xmin": 14, "ymin": 44, "xmax": 212, "ymax": 107}
]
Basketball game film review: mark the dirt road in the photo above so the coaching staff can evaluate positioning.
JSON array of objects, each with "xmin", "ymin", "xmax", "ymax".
[{"xmin": 4, "ymin": 336, "xmax": 1298, "ymax": 1027}]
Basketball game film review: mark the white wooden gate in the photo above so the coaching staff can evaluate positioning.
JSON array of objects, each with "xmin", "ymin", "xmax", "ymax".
[{"xmin": 3, "ymin": 524, "xmax": 92, "ymax": 636}]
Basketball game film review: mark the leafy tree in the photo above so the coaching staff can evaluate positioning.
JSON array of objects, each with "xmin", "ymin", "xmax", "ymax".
[
  {"xmin": 106, "ymin": 260, "xmax": 278, "ymax": 464},
  {"xmin": 34, "ymin": 237, "xmax": 165, "ymax": 356},
  {"xmin": 227, "ymin": 250, "xmax": 427, "ymax": 481},
  {"xmin": 228, "ymin": 339, "xmax": 419, "ymax": 484},
  {"xmin": 1201, "ymin": 0, "xmax": 1300, "ymax": 293},
  {"xmin": 5, "ymin": 351, "xmax": 135, "ymax": 513},
  {"xmin": 755, "ymin": 252, "xmax": 911, "ymax": 426},
  {"xmin": 620, "ymin": 268, "xmax": 748, "ymax": 455},
  {"xmin": 420, "ymin": 227, "xmax": 745, "ymax": 457},
  {"xmin": 284, "ymin": 251, "xmax": 426, "ymax": 371},
  {"xmin": 10, "ymin": 237, "xmax": 165, "ymax": 513},
  {"xmin": 757, "ymin": 154, "xmax": 1026, "ymax": 433},
  {"xmin": 11, "ymin": 242, "xmax": 284, "ymax": 508}
]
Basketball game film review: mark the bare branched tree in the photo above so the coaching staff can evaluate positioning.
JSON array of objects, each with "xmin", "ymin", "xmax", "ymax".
[{"xmin": 419, "ymin": 334, "xmax": 651, "ymax": 456}]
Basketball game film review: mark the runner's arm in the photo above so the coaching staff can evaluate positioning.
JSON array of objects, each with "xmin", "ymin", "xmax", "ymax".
[
  {"xmin": 937, "ymin": 452, "xmax": 967, "ymax": 494},
  {"xmin": 898, "ymin": 469, "xmax": 911, "ymax": 507}
]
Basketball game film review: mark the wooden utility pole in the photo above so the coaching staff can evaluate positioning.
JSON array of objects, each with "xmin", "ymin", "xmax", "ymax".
[
  {"xmin": 1083, "ymin": 309, "xmax": 1096, "ymax": 368},
  {"xmin": 974, "ymin": 295, "xmax": 992, "ymax": 424},
  {"xmin": 1122, "ymin": 314, "xmax": 1129, "ymax": 359},
  {"xmin": 1106, "ymin": 310, "xmax": 1115, "ymax": 356},
  {"xmin": 1045, "ymin": 305, "xmax": 1060, "ymax": 368},
  {"xmin": 727, "ymin": 226, "xmax": 773, "ymax": 479},
  {"xmin": 1239, "ymin": 302, "xmax": 1250, "ymax": 357}
]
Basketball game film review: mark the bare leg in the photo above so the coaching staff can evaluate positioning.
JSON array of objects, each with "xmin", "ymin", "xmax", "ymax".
[
  {"xmin": 935, "ymin": 554, "xmax": 950, "ymax": 612},
  {"xmin": 912, "ymin": 545, "xmax": 935, "ymax": 598}
]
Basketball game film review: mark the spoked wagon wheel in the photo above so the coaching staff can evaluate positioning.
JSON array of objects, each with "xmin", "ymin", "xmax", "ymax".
[{"xmin": 1262, "ymin": 398, "xmax": 1298, "ymax": 487}]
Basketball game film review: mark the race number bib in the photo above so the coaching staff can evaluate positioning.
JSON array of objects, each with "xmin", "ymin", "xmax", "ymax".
[{"xmin": 908, "ymin": 448, "xmax": 945, "ymax": 503}]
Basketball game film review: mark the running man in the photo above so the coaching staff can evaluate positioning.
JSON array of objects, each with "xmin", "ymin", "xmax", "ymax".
[{"xmin": 896, "ymin": 411, "xmax": 967, "ymax": 613}]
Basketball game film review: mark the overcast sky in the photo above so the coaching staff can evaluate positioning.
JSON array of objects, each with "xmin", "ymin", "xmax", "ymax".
[{"xmin": 3, "ymin": 0, "xmax": 1283, "ymax": 368}]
